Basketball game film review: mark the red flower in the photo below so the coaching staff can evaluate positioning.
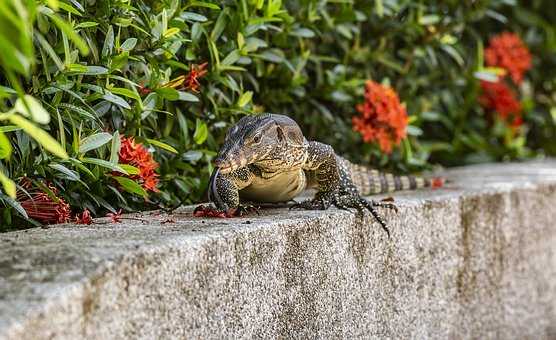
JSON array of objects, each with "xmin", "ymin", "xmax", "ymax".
[
  {"xmin": 139, "ymin": 62, "xmax": 208, "ymax": 96},
  {"xmin": 119, "ymin": 136, "xmax": 159, "ymax": 192},
  {"xmin": 183, "ymin": 62, "xmax": 208, "ymax": 93},
  {"xmin": 138, "ymin": 82, "xmax": 152, "ymax": 96},
  {"xmin": 18, "ymin": 186, "xmax": 71, "ymax": 224},
  {"xmin": 485, "ymin": 32, "xmax": 532, "ymax": 85},
  {"xmin": 75, "ymin": 209, "xmax": 93, "ymax": 225},
  {"xmin": 352, "ymin": 80, "xmax": 408, "ymax": 154},
  {"xmin": 106, "ymin": 209, "xmax": 123, "ymax": 223},
  {"xmin": 479, "ymin": 80, "xmax": 523, "ymax": 128}
]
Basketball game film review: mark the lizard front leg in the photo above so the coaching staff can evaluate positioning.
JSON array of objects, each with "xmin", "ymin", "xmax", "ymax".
[
  {"xmin": 332, "ymin": 158, "xmax": 396, "ymax": 236},
  {"xmin": 292, "ymin": 142, "xmax": 394, "ymax": 236},
  {"xmin": 194, "ymin": 167, "xmax": 254, "ymax": 217},
  {"xmin": 291, "ymin": 141, "xmax": 341, "ymax": 210}
]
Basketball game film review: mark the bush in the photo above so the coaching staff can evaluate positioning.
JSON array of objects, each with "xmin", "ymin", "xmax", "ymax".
[{"xmin": 0, "ymin": 0, "xmax": 555, "ymax": 229}]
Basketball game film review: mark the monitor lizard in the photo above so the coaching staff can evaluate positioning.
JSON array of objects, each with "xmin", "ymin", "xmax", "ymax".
[{"xmin": 194, "ymin": 113, "xmax": 442, "ymax": 236}]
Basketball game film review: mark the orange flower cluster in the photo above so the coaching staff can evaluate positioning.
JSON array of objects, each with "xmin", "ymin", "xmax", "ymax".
[
  {"xmin": 485, "ymin": 32, "xmax": 532, "ymax": 85},
  {"xmin": 352, "ymin": 80, "xmax": 408, "ymax": 154},
  {"xmin": 18, "ymin": 184, "xmax": 71, "ymax": 224},
  {"xmin": 119, "ymin": 136, "xmax": 159, "ymax": 192},
  {"xmin": 479, "ymin": 81, "xmax": 523, "ymax": 128},
  {"xmin": 480, "ymin": 32, "xmax": 531, "ymax": 129}
]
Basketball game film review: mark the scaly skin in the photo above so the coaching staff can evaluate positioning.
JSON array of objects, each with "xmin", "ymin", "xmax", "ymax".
[{"xmin": 197, "ymin": 113, "xmax": 442, "ymax": 236}]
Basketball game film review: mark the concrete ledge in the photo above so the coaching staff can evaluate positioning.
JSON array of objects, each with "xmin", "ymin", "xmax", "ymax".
[{"xmin": 1, "ymin": 161, "xmax": 556, "ymax": 339}]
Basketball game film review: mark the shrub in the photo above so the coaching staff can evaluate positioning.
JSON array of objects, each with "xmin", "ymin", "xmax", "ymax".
[{"xmin": 0, "ymin": 0, "xmax": 555, "ymax": 229}]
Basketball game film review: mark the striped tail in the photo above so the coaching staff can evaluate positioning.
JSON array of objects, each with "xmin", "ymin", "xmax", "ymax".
[{"xmin": 347, "ymin": 161, "xmax": 444, "ymax": 196}]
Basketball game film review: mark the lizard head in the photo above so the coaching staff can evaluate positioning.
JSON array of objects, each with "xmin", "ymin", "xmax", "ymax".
[{"xmin": 214, "ymin": 113, "xmax": 304, "ymax": 174}]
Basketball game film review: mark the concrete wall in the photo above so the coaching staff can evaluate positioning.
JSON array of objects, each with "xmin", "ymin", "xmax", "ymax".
[{"xmin": 1, "ymin": 161, "xmax": 556, "ymax": 339}]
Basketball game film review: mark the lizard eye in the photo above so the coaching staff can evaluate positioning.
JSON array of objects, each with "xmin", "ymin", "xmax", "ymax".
[{"xmin": 252, "ymin": 135, "xmax": 261, "ymax": 143}]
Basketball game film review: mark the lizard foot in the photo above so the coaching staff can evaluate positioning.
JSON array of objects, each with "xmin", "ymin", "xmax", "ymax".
[
  {"xmin": 193, "ymin": 204, "xmax": 259, "ymax": 218},
  {"xmin": 335, "ymin": 194, "xmax": 394, "ymax": 237},
  {"xmin": 289, "ymin": 192, "xmax": 336, "ymax": 210},
  {"xmin": 229, "ymin": 204, "xmax": 260, "ymax": 217},
  {"xmin": 373, "ymin": 200, "xmax": 398, "ymax": 213}
]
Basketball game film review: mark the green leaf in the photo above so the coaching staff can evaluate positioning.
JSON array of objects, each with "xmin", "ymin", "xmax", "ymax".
[
  {"xmin": 0, "ymin": 192, "xmax": 27, "ymax": 217},
  {"xmin": 442, "ymin": 45, "xmax": 464, "ymax": 66},
  {"xmin": 110, "ymin": 87, "xmax": 141, "ymax": 102},
  {"xmin": 58, "ymin": 103, "xmax": 98, "ymax": 121},
  {"xmin": 177, "ymin": 111, "xmax": 189, "ymax": 143},
  {"xmin": 183, "ymin": 150, "xmax": 203, "ymax": 162},
  {"xmin": 181, "ymin": 12, "xmax": 208, "ymax": 22},
  {"xmin": 244, "ymin": 37, "xmax": 267, "ymax": 52},
  {"xmin": 113, "ymin": 176, "xmax": 147, "ymax": 197},
  {"xmin": 58, "ymin": 2, "xmax": 82, "ymax": 15},
  {"xmin": 79, "ymin": 132, "xmax": 113, "ymax": 153},
  {"xmin": 47, "ymin": 14, "xmax": 89, "ymax": 55},
  {"xmin": 120, "ymin": 38, "xmax": 137, "ymax": 51},
  {"xmin": 8, "ymin": 115, "xmax": 68, "ymax": 159},
  {"xmin": 0, "ymin": 131, "xmax": 12, "ymax": 159},
  {"xmin": 69, "ymin": 158, "xmax": 97, "ymax": 180},
  {"xmin": 177, "ymin": 91, "xmax": 199, "ymax": 102},
  {"xmin": 36, "ymin": 33, "xmax": 64, "ymax": 71},
  {"xmin": 290, "ymin": 28, "xmax": 315, "ymax": 38},
  {"xmin": 67, "ymin": 63, "xmax": 88, "ymax": 73},
  {"xmin": 146, "ymin": 138, "xmax": 178, "ymax": 153},
  {"xmin": 0, "ymin": 126, "xmax": 21, "ymax": 132},
  {"xmin": 258, "ymin": 49, "xmax": 284, "ymax": 63},
  {"xmin": 193, "ymin": 119, "xmax": 208, "ymax": 144},
  {"xmin": 82, "ymin": 157, "xmax": 127, "ymax": 174},
  {"xmin": 375, "ymin": 0, "xmax": 384, "ymax": 17},
  {"xmin": 222, "ymin": 49, "xmax": 241, "ymax": 66},
  {"xmin": 156, "ymin": 88, "xmax": 180, "ymax": 100},
  {"xmin": 163, "ymin": 27, "xmax": 181, "ymax": 38},
  {"xmin": 419, "ymin": 14, "xmax": 440, "ymax": 25},
  {"xmin": 191, "ymin": 22, "xmax": 202, "ymax": 43},
  {"xmin": 0, "ymin": 171, "xmax": 15, "ymax": 198},
  {"xmin": 75, "ymin": 21, "xmax": 99, "ymax": 29},
  {"xmin": 119, "ymin": 164, "xmax": 140, "ymax": 175},
  {"xmin": 82, "ymin": 66, "xmax": 109, "ymax": 75},
  {"xmin": 190, "ymin": 1, "xmax": 220, "ymax": 10},
  {"xmin": 102, "ymin": 25, "xmax": 114, "ymax": 57},
  {"xmin": 49, "ymin": 163, "xmax": 80, "ymax": 181},
  {"xmin": 211, "ymin": 8, "xmax": 229, "ymax": 40},
  {"xmin": 102, "ymin": 93, "xmax": 131, "ymax": 109},
  {"xmin": 238, "ymin": 91, "xmax": 253, "ymax": 107},
  {"xmin": 110, "ymin": 131, "xmax": 120, "ymax": 164},
  {"xmin": 14, "ymin": 95, "xmax": 50, "ymax": 124}
]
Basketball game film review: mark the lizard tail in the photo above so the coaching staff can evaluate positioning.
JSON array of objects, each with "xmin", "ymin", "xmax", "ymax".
[{"xmin": 348, "ymin": 162, "xmax": 444, "ymax": 196}]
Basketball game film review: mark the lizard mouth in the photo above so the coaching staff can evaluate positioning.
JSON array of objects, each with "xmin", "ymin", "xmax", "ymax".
[{"xmin": 218, "ymin": 165, "xmax": 233, "ymax": 174}]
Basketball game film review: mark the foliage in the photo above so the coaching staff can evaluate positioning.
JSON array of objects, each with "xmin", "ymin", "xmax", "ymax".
[{"xmin": 0, "ymin": 0, "xmax": 555, "ymax": 229}]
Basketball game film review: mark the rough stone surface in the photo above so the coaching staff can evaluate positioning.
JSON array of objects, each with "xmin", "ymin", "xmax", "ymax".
[{"xmin": 1, "ymin": 161, "xmax": 556, "ymax": 339}]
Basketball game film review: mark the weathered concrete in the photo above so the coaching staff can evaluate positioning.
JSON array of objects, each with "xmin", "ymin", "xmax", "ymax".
[{"xmin": 1, "ymin": 161, "xmax": 556, "ymax": 339}]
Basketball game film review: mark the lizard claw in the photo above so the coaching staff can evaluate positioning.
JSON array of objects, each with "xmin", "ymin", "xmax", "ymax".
[
  {"xmin": 193, "ymin": 204, "xmax": 259, "ymax": 218},
  {"xmin": 333, "ymin": 194, "xmax": 391, "ymax": 237},
  {"xmin": 289, "ymin": 192, "xmax": 334, "ymax": 211},
  {"xmin": 289, "ymin": 200, "xmax": 326, "ymax": 210},
  {"xmin": 230, "ymin": 204, "xmax": 260, "ymax": 217},
  {"xmin": 373, "ymin": 201, "xmax": 399, "ymax": 213}
]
